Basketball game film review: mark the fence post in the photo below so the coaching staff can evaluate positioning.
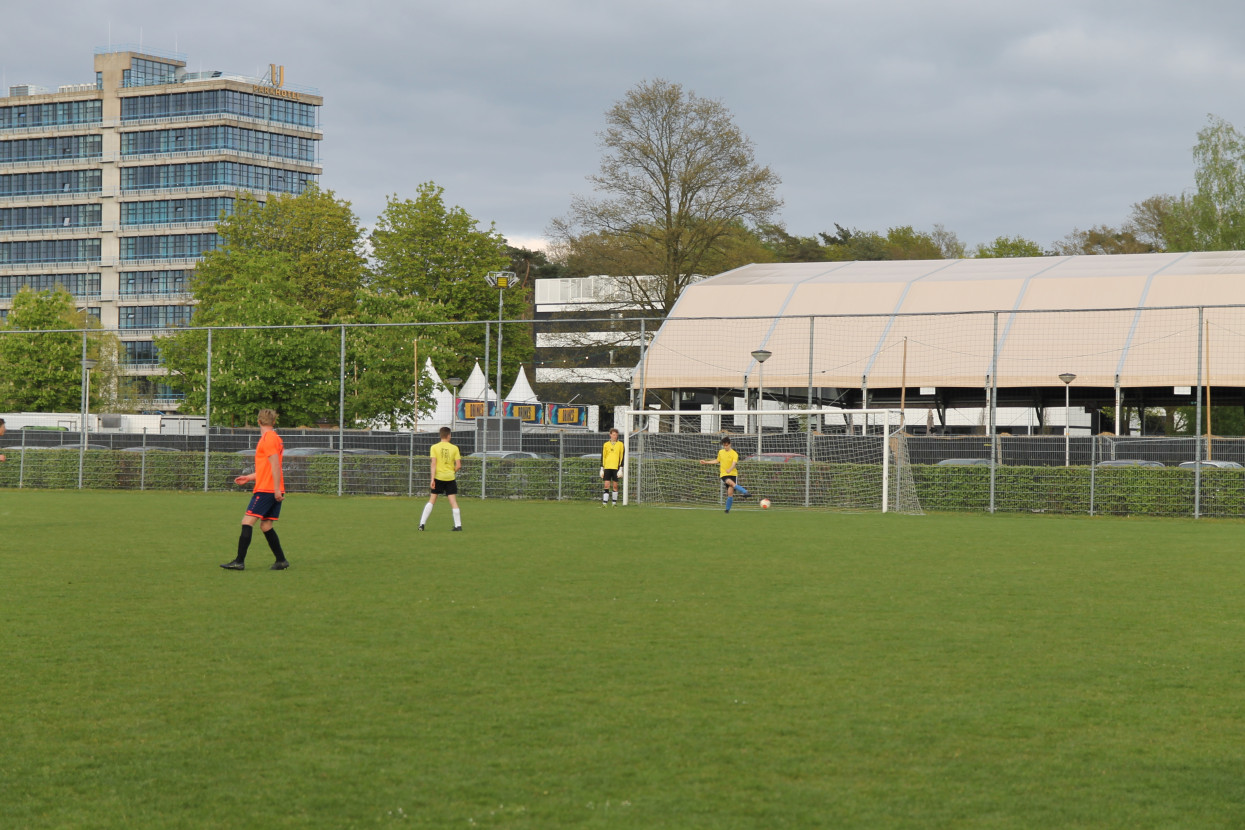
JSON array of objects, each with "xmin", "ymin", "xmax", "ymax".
[
  {"xmin": 1089, "ymin": 433, "xmax": 1096, "ymax": 516},
  {"xmin": 408, "ymin": 429, "xmax": 415, "ymax": 497},
  {"xmin": 482, "ymin": 321, "xmax": 490, "ymax": 500},
  {"xmin": 140, "ymin": 428, "xmax": 147, "ymax": 491},
  {"xmin": 204, "ymin": 327, "xmax": 212, "ymax": 493},
  {"xmin": 78, "ymin": 330, "xmax": 88, "ymax": 490},
  {"xmin": 988, "ymin": 312, "xmax": 999, "ymax": 514},
  {"xmin": 557, "ymin": 431, "xmax": 564, "ymax": 501},
  {"xmin": 18, "ymin": 426, "xmax": 25, "ymax": 488},
  {"xmin": 338, "ymin": 325, "xmax": 346, "ymax": 497},
  {"xmin": 1195, "ymin": 307, "xmax": 1204, "ymax": 519},
  {"xmin": 806, "ymin": 316, "xmax": 813, "ymax": 507}
]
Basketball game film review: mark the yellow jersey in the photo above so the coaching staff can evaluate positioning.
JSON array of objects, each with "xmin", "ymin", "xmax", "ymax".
[
  {"xmin": 601, "ymin": 439, "xmax": 625, "ymax": 470},
  {"xmin": 717, "ymin": 448, "xmax": 739, "ymax": 478},
  {"xmin": 430, "ymin": 441, "xmax": 461, "ymax": 481}
]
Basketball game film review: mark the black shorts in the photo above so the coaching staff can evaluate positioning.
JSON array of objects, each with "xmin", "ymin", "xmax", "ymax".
[
  {"xmin": 246, "ymin": 491, "xmax": 282, "ymax": 521},
  {"xmin": 431, "ymin": 479, "xmax": 458, "ymax": 496},
  {"xmin": 602, "ymin": 468, "xmax": 619, "ymax": 482},
  {"xmin": 720, "ymin": 475, "xmax": 738, "ymax": 486}
]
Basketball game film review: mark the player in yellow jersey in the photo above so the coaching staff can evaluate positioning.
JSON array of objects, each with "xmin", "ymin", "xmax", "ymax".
[
  {"xmin": 600, "ymin": 428, "xmax": 625, "ymax": 507},
  {"xmin": 699, "ymin": 436, "xmax": 751, "ymax": 513},
  {"xmin": 421, "ymin": 427, "xmax": 463, "ymax": 531}
]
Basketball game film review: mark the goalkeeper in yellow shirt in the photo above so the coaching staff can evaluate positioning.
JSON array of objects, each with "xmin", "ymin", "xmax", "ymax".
[{"xmin": 600, "ymin": 428, "xmax": 624, "ymax": 507}]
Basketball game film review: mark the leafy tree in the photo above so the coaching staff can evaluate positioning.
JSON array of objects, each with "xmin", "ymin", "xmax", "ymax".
[
  {"xmin": 214, "ymin": 187, "xmax": 367, "ymax": 322},
  {"xmin": 821, "ymin": 224, "xmax": 889, "ymax": 261},
  {"xmin": 878, "ymin": 226, "xmax": 945, "ymax": 260},
  {"xmin": 345, "ymin": 291, "xmax": 462, "ymax": 430},
  {"xmin": 370, "ymin": 183, "xmax": 527, "ymax": 388},
  {"xmin": 1052, "ymin": 224, "xmax": 1156, "ymax": 255},
  {"xmin": 758, "ymin": 225, "xmax": 829, "ymax": 262},
  {"xmin": 974, "ymin": 235, "xmax": 1046, "ymax": 258},
  {"xmin": 930, "ymin": 224, "xmax": 967, "ymax": 259},
  {"xmin": 550, "ymin": 78, "xmax": 782, "ymax": 313},
  {"xmin": 158, "ymin": 252, "xmax": 339, "ymax": 426},
  {"xmin": 1126, "ymin": 194, "xmax": 1189, "ymax": 252},
  {"xmin": 0, "ymin": 288, "xmax": 121, "ymax": 412}
]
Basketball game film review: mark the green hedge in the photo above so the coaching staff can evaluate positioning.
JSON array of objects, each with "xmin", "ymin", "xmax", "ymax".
[{"xmin": 5, "ymin": 451, "xmax": 1245, "ymax": 518}]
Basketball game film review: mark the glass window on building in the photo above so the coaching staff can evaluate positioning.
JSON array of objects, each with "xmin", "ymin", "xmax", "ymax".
[{"xmin": 120, "ymin": 270, "xmax": 188, "ymax": 295}]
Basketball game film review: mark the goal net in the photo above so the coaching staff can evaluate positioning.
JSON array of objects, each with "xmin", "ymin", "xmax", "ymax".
[{"xmin": 622, "ymin": 408, "xmax": 922, "ymax": 514}]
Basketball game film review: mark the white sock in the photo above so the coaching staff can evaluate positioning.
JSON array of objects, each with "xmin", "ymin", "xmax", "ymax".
[
  {"xmin": 602, "ymin": 491, "xmax": 609, "ymax": 503},
  {"xmin": 420, "ymin": 502, "xmax": 434, "ymax": 526},
  {"xmin": 612, "ymin": 491, "xmax": 618, "ymax": 503},
  {"xmin": 452, "ymin": 508, "xmax": 461, "ymax": 528}
]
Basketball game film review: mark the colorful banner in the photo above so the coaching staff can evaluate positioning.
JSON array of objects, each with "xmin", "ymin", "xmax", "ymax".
[
  {"xmin": 503, "ymin": 402, "xmax": 544, "ymax": 424},
  {"xmin": 455, "ymin": 398, "xmax": 496, "ymax": 420},
  {"xmin": 544, "ymin": 403, "xmax": 589, "ymax": 428}
]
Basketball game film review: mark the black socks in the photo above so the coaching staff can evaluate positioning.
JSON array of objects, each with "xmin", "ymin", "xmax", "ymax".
[
  {"xmin": 236, "ymin": 524, "xmax": 253, "ymax": 563},
  {"xmin": 263, "ymin": 527, "xmax": 287, "ymax": 562}
]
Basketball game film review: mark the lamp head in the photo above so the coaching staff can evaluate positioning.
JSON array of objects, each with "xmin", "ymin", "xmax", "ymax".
[
  {"xmin": 1059, "ymin": 373, "xmax": 1076, "ymax": 385},
  {"xmin": 751, "ymin": 349, "xmax": 773, "ymax": 364}
]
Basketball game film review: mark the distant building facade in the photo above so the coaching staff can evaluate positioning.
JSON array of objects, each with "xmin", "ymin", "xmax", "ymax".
[{"xmin": 0, "ymin": 47, "xmax": 322, "ymax": 408}]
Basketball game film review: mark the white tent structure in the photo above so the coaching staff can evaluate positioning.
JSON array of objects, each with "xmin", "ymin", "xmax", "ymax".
[
  {"xmin": 420, "ymin": 357, "xmax": 455, "ymax": 431},
  {"xmin": 637, "ymin": 252, "xmax": 1245, "ymax": 408},
  {"xmin": 458, "ymin": 361, "xmax": 497, "ymax": 402},
  {"xmin": 504, "ymin": 365, "xmax": 540, "ymax": 404}
]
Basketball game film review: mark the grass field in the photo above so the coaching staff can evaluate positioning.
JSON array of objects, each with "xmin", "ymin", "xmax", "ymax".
[{"xmin": 6, "ymin": 490, "xmax": 1245, "ymax": 828}]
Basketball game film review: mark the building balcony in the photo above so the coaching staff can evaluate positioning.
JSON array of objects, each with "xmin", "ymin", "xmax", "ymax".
[
  {"xmin": 0, "ymin": 224, "xmax": 114, "ymax": 239},
  {"xmin": 0, "ymin": 258, "xmax": 113, "ymax": 272},
  {"xmin": 0, "ymin": 190, "xmax": 110, "ymax": 204},
  {"xmin": 119, "ymin": 148, "xmax": 320, "ymax": 169},
  {"xmin": 0, "ymin": 155, "xmax": 113, "ymax": 170},
  {"xmin": 119, "ymin": 112, "xmax": 321, "ymax": 137}
]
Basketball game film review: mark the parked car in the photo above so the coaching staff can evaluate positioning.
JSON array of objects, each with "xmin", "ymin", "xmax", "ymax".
[
  {"xmin": 1177, "ymin": 460, "xmax": 1243, "ymax": 469},
  {"xmin": 119, "ymin": 445, "xmax": 180, "ymax": 453},
  {"xmin": 745, "ymin": 452, "xmax": 810, "ymax": 463},
  {"xmin": 468, "ymin": 451, "xmax": 544, "ymax": 459},
  {"xmin": 1095, "ymin": 459, "xmax": 1165, "ymax": 468},
  {"xmin": 8, "ymin": 443, "xmax": 112, "ymax": 451},
  {"xmin": 343, "ymin": 448, "xmax": 391, "ymax": 456},
  {"xmin": 283, "ymin": 447, "xmax": 338, "ymax": 457},
  {"xmin": 935, "ymin": 458, "xmax": 992, "ymax": 466}
]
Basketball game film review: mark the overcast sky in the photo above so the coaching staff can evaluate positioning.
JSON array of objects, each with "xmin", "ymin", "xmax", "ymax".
[{"xmin": 5, "ymin": 0, "xmax": 1242, "ymax": 253}]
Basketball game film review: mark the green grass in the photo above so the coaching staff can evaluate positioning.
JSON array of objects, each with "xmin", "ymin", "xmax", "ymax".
[{"xmin": 6, "ymin": 491, "xmax": 1245, "ymax": 828}]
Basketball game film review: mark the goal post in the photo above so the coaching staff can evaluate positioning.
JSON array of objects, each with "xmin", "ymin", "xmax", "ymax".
[{"xmin": 621, "ymin": 407, "xmax": 922, "ymax": 514}]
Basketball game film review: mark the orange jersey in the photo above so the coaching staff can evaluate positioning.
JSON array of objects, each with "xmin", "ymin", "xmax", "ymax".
[{"xmin": 254, "ymin": 430, "xmax": 284, "ymax": 493}]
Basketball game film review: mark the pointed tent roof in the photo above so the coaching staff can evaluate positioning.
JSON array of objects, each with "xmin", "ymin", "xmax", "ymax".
[
  {"xmin": 504, "ymin": 365, "xmax": 539, "ymax": 403},
  {"xmin": 423, "ymin": 357, "xmax": 455, "ymax": 428},
  {"xmin": 458, "ymin": 361, "xmax": 496, "ymax": 401}
]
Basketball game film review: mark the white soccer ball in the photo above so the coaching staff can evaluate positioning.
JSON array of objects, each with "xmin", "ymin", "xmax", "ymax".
[{"xmin": 759, "ymin": 498, "xmax": 772, "ymax": 510}]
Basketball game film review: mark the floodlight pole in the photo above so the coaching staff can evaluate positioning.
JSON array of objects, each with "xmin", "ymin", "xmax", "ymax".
[
  {"xmin": 487, "ymin": 271, "xmax": 515, "ymax": 450},
  {"xmin": 1060, "ymin": 372, "xmax": 1077, "ymax": 467},
  {"xmin": 446, "ymin": 376, "xmax": 462, "ymax": 429},
  {"xmin": 752, "ymin": 348, "xmax": 772, "ymax": 454}
]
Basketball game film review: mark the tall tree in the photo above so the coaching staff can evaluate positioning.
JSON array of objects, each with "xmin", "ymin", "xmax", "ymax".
[
  {"xmin": 370, "ymin": 183, "xmax": 526, "ymax": 387},
  {"xmin": 213, "ymin": 186, "xmax": 367, "ymax": 322},
  {"xmin": 551, "ymin": 78, "xmax": 782, "ymax": 313},
  {"xmin": 974, "ymin": 235, "xmax": 1046, "ymax": 258},
  {"xmin": 158, "ymin": 252, "xmax": 339, "ymax": 426},
  {"xmin": 0, "ymin": 288, "xmax": 120, "ymax": 412},
  {"xmin": 1052, "ymin": 224, "xmax": 1156, "ymax": 255}
]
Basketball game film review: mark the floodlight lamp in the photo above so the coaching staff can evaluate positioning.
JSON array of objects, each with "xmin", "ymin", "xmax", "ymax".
[
  {"xmin": 447, "ymin": 377, "xmax": 462, "ymax": 388},
  {"xmin": 485, "ymin": 271, "xmax": 516, "ymax": 290},
  {"xmin": 83, "ymin": 358, "xmax": 97, "ymax": 371},
  {"xmin": 1059, "ymin": 372, "xmax": 1076, "ymax": 385},
  {"xmin": 751, "ymin": 349, "xmax": 773, "ymax": 364}
]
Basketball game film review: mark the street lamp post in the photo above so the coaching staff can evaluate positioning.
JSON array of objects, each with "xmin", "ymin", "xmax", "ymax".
[
  {"xmin": 751, "ymin": 349, "xmax": 772, "ymax": 454},
  {"xmin": 485, "ymin": 271, "xmax": 515, "ymax": 449},
  {"xmin": 1059, "ymin": 372, "xmax": 1077, "ymax": 466}
]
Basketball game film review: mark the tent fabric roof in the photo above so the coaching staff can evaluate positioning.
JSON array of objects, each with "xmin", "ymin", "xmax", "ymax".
[
  {"xmin": 459, "ymin": 361, "xmax": 496, "ymax": 401},
  {"xmin": 504, "ymin": 365, "xmax": 540, "ymax": 403},
  {"xmin": 639, "ymin": 252, "xmax": 1245, "ymax": 391}
]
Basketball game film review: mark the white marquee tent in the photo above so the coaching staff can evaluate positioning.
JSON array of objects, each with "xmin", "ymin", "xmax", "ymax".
[{"xmin": 638, "ymin": 252, "xmax": 1245, "ymax": 397}]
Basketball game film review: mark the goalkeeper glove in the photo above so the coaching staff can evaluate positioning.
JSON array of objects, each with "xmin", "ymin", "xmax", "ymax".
[{"xmin": 599, "ymin": 467, "xmax": 604, "ymax": 478}]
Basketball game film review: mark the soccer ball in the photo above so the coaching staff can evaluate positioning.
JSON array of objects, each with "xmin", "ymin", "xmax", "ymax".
[{"xmin": 759, "ymin": 498, "xmax": 772, "ymax": 510}]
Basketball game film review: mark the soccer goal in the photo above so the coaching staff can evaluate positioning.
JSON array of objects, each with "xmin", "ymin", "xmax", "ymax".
[{"xmin": 622, "ymin": 407, "xmax": 923, "ymax": 514}]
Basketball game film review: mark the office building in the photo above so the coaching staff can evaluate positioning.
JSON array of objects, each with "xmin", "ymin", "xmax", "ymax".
[{"xmin": 0, "ymin": 47, "xmax": 322, "ymax": 408}]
